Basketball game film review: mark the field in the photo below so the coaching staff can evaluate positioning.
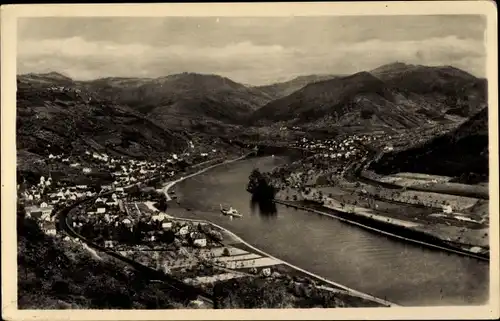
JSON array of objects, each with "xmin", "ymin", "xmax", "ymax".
[
  {"xmin": 338, "ymin": 179, "xmax": 481, "ymax": 212},
  {"xmin": 363, "ymin": 170, "xmax": 489, "ymax": 199}
]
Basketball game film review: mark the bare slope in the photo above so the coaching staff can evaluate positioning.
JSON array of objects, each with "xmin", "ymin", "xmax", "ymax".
[
  {"xmin": 250, "ymin": 64, "xmax": 487, "ymax": 131},
  {"xmin": 83, "ymin": 73, "xmax": 274, "ymax": 125},
  {"xmin": 17, "ymin": 74, "xmax": 187, "ymax": 160},
  {"xmin": 254, "ymin": 74, "xmax": 341, "ymax": 100},
  {"xmin": 370, "ymin": 107, "xmax": 489, "ymax": 181}
]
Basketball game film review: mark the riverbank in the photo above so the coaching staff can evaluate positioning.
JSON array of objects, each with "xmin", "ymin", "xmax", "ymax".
[
  {"xmin": 164, "ymin": 155, "xmax": 489, "ymax": 306},
  {"xmin": 274, "ymin": 198, "xmax": 488, "ymax": 261},
  {"xmin": 160, "ymin": 153, "xmax": 254, "ymax": 201},
  {"xmin": 270, "ymin": 169, "xmax": 488, "ymax": 259},
  {"xmin": 161, "ymin": 158, "xmax": 397, "ymax": 307}
]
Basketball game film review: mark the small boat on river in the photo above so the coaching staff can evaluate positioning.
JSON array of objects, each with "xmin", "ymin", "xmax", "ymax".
[{"xmin": 220, "ymin": 204, "xmax": 243, "ymax": 218}]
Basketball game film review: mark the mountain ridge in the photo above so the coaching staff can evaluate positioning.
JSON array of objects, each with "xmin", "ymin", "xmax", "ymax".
[
  {"xmin": 249, "ymin": 63, "xmax": 487, "ymax": 131},
  {"xmin": 370, "ymin": 107, "xmax": 489, "ymax": 181}
]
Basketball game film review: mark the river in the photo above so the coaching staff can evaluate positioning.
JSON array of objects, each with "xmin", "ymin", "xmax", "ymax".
[{"xmin": 170, "ymin": 156, "xmax": 489, "ymax": 306}]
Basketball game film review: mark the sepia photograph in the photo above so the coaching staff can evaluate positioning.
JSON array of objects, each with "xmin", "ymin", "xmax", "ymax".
[{"xmin": 1, "ymin": 2, "xmax": 498, "ymax": 320}]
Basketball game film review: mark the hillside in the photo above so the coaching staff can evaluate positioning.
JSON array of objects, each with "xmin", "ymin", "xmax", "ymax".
[
  {"xmin": 250, "ymin": 64, "xmax": 487, "ymax": 132},
  {"xmin": 17, "ymin": 204, "xmax": 190, "ymax": 309},
  {"xmin": 17, "ymin": 74, "xmax": 188, "ymax": 161},
  {"xmin": 370, "ymin": 107, "xmax": 489, "ymax": 181},
  {"xmin": 82, "ymin": 73, "xmax": 274, "ymax": 126},
  {"xmin": 255, "ymin": 74, "xmax": 341, "ymax": 100},
  {"xmin": 370, "ymin": 62, "xmax": 487, "ymax": 118}
]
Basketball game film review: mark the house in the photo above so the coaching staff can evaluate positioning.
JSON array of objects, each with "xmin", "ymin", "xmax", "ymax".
[
  {"xmin": 470, "ymin": 246, "xmax": 483, "ymax": 254},
  {"xmin": 190, "ymin": 233, "xmax": 207, "ymax": 248},
  {"xmin": 40, "ymin": 221, "xmax": 57, "ymax": 236},
  {"xmin": 82, "ymin": 168, "xmax": 92, "ymax": 174},
  {"xmin": 442, "ymin": 205, "xmax": 453, "ymax": 214},
  {"xmin": 40, "ymin": 202, "xmax": 48, "ymax": 208},
  {"xmin": 41, "ymin": 212, "xmax": 53, "ymax": 222},
  {"xmin": 97, "ymin": 207, "xmax": 106, "ymax": 214},
  {"xmin": 152, "ymin": 213, "xmax": 170, "ymax": 222},
  {"xmin": 95, "ymin": 197, "xmax": 104, "ymax": 204},
  {"xmin": 26, "ymin": 205, "xmax": 53, "ymax": 218},
  {"xmin": 161, "ymin": 221, "xmax": 173, "ymax": 229},
  {"xmin": 261, "ymin": 268, "xmax": 272, "ymax": 277},
  {"xmin": 177, "ymin": 225, "xmax": 189, "ymax": 236},
  {"xmin": 104, "ymin": 240, "xmax": 116, "ymax": 248},
  {"xmin": 28, "ymin": 210, "xmax": 43, "ymax": 220}
]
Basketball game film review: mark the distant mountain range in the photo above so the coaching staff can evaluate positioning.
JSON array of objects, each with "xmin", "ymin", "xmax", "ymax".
[
  {"xmin": 249, "ymin": 63, "xmax": 487, "ymax": 131},
  {"xmin": 254, "ymin": 74, "xmax": 342, "ymax": 100},
  {"xmin": 370, "ymin": 107, "xmax": 489, "ymax": 181},
  {"xmin": 17, "ymin": 63, "xmax": 489, "ymax": 165},
  {"xmin": 81, "ymin": 73, "xmax": 273, "ymax": 126}
]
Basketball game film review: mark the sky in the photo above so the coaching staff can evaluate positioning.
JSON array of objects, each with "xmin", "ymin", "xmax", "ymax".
[{"xmin": 17, "ymin": 15, "xmax": 487, "ymax": 85}]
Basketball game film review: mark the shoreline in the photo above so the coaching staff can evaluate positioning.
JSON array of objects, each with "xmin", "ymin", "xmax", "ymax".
[
  {"xmin": 162, "ymin": 155, "xmax": 398, "ymax": 307},
  {"xmin": 161, "ymin": 153, "xmax": 253, "ymax": 201},
  {"xmin": 274, "ymin": 199, "xmax": 488, "ymax": 261}
]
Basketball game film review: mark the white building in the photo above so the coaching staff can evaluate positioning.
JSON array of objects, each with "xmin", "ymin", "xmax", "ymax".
[
  {"xmin": 152, "ymin": 213, "xmax": 170, "ymax": 222},
  {"xmin": 177, "ymin": 226, "xmax": 189, "ymax": 236},
  {"xmin": 442, "ymin": 205, "xmax": 453, "ymax": 214},
  {"xmin": 161, "ymin": 222, "xmax": 173, "ymax": 229},
  {"xmin": 193, "ymin": 238, "xmax": 207, "ymax": 247}
]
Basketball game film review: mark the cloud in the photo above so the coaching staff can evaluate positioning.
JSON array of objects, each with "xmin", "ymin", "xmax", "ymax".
[{"xmin": 17, "ymin": 35, "xmax": 486, "ymax": 85}]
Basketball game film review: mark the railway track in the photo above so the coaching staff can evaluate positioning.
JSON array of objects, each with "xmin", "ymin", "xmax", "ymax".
[{"xmin": 55, "ymin": 181, "xmax": 216, "ymax": 308}]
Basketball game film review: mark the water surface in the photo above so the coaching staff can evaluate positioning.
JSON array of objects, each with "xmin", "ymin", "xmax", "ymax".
[{"xmin": 173, "ymin": 156, "xmax": 489, "ymax": 306}]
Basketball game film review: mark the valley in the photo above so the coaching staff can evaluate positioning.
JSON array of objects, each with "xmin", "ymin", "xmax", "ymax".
[{"xmin": 16, "ymin": 61, "xmax": 491, "ymax": 309}]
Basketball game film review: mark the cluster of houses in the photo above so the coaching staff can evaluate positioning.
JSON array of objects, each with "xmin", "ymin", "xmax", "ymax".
[
  {"xmin": 293, "ymin": 136, "xmax": 372, "ymax": 160},
  {"xmin": 19, "ymin": 142, "xmax": 225, "ymax": 247},
  {"xmin": 73, "ymin": 200, "xmax": 214, "ymax": 250},
  {"xmin": 20, "ymin": 173, "xmax": 100, "ymax": 236},
  {"xmin": 49, "ymin": 148, "xmax": 219, "ymax": 186},
  {"xmin": 269, "ymin": 134, "xmax": 395, "ymax": 191}
]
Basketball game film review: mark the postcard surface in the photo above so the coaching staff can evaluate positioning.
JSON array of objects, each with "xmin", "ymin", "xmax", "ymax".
[{"xmin": 1, "ymin": 2, "xmax": 498, "ymax": 320}]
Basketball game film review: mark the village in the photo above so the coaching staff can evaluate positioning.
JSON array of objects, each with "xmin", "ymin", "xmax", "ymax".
[
  {"xmin": 17, "ymin": 138, "xmax": 227, "ymax": 238},
  {"xmin": 265, "ymin": 132, "xmax": 490, "ymax": 257},
  {"xmin": 16, "ymin": 140, "xmax": 391, "ymax": 309}
]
